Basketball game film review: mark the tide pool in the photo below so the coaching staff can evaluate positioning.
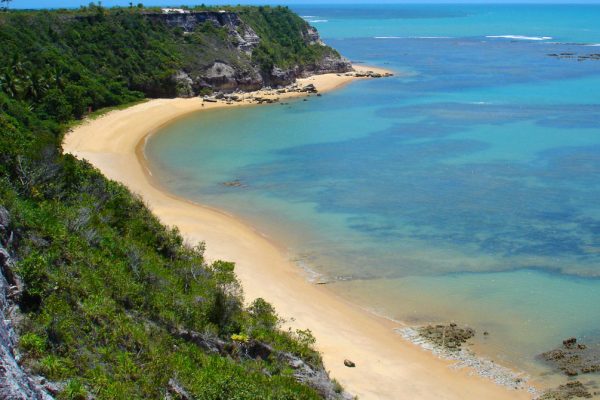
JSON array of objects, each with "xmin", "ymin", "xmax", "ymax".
[{"xmin": 146, "ymin": 3, "xmax": 600, "ymax": 385}]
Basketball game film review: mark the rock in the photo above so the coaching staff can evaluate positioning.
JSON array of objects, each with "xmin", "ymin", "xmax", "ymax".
[
  {"xmin": 343, "ymin": 359, "xmax": 355, "ymax": 368},
  {"xmin": 173, "ymin": 71, "xmax": 194, "ymax": 98},
  {"xmin": 353, "ymin": 69, "xmax": 394, "ymax": 79},
  {"xmin": 563, "ymin": 337, "xmax": 577, "ymax": 349},
  {"xmin": 166, "ymin": 378, "xmax": 192, "ymax": 400},
  {"xmin": 305, "ymin": 54, "xmax": 353, "ymax": 76},
  {"xmin": 304, "ymin": 26, "xmax": 323, "ymax": 46},
  {"xmin": 147, "ymin": 11, "xmax": 260, "ymax": 54},
  {"xmin": 0, "ymin": 209, "xmax": 55, "ymax": 399},
  {"xmin": 417, "ymin": 323, "xmax": 475, "ymax": 351},
  {"xmin": 239, "ymin": 340, "xmax": 272, "ymax": 361},
  {"xmin": 204, "ymin": 62, "xmax": 239, "ymax": 90},
  {"xmin": 278, "ymin": 351, "xmax": 353, "ymax": 399},
  {"xmin": 222, "ymin": 180, "xmax": 243, "ymax": 187},
  {"xmin": 0, "ymin": 207, "xmax": 9, "ymax": 232},
  {"xmin": 134, "ymin": 11, "xmax": 353, "ymax": 95},
  {"xmin": 172, "ymin": 329, "xmax": 227, "ymax": 355},
  {"xmin": 41, "ymin": 380, "xmax": 63, "ymax": 396},
  {"xmin": 269, "ymin": 66, "xmax": 298, "ymax": 87},
  {"xmin": 302, "ymin": 84, "xmax": 318, "ymax": 93},
  {"xmin": 539, "ymin": 381, "xmax": 592, "ymax": 400},
  {"xmin": 539, "ymin": 338, "xmax": 600, "ymax": 376}
]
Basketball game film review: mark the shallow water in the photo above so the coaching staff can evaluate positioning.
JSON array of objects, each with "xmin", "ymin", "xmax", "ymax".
[{"xmin": 146, "ymin": 4, "xmax": 600, "ymax": 385}]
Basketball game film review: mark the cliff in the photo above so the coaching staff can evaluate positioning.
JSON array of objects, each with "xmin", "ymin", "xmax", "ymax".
[{"xmin": 145, "ymin": 9, "xmax": 352, "ymax": 94}]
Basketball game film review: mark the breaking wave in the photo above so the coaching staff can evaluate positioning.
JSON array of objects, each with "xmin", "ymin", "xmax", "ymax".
[{"xmin": 486, "ymin": 35, "xmax": 553, "ymax": 41}]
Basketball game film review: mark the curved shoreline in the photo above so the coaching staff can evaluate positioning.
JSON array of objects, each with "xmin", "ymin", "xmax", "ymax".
[{"xmin": 63, "ymin": 67, "xmax": 532, "ymax": 400}]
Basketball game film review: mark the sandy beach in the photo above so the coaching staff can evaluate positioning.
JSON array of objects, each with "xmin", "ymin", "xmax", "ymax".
[{"xmin": 63, "ymin": 66, "xmax": 532, "ymax": 400}]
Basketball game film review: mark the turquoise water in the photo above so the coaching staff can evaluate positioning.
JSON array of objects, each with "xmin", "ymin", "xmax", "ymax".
[{"xmin": 146, "ymin": 4, "xmax": 600, "ymax": 383}]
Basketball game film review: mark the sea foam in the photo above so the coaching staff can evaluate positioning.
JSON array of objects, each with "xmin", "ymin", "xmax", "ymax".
[
  {"xmin": 374, "ymin": 36, "xmax": 453, "ymax": 39},
  {"xmin": 486, "ymin": 35, "xmax": 553, "ymax": 41}
]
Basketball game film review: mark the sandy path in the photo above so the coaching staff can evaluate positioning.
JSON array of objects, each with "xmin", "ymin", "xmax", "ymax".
[{"xmin": 63, "ymin": 66, "xmax": 531, "ymax": 400}]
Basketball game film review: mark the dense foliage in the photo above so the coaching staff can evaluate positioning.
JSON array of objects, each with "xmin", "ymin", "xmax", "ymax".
[
  {"xmin": 0, "ymin": 5, "xmax": 342, "ymax": 399},
  {"xmin": 0, "ymin": 5, "xmax": 341, "ymax": 103},
  {"xmin": 234, "ymin": 6, "xmax": 339, "ymax": 73}
]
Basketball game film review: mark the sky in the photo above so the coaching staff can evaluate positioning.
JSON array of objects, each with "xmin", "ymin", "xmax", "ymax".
[{"xmin": 9, "ymin": 0, "xmax": 600, "ymax": 9}]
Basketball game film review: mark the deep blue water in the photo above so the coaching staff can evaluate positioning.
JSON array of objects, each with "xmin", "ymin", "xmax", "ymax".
[{"xmin": 147, "ymin": 4, "xmax": 600, "ymax": 379}]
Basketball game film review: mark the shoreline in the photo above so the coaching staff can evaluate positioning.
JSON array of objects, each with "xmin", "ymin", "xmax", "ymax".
[{"xmin": 63, "ymin": 66, "xmax": 533, "ymax": 400}]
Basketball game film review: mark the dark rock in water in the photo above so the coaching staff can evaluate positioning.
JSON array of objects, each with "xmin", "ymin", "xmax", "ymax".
[
  {"xmin": 418, "ymin": 323, "xmax": 475, "ymax": 351},
  {"xmin": 563, "ymin": 337, "xmax": 578, "ymax": 349},
  {"xmin": 539, "ymin": 381, "xmax": 592, "ymax": 400},
  {"xmin": 539, "ymin": 338, "xmax": 600, "ymax": 377},
  {"xmin": 343, "ymin": 359, "xmax": 356, "ymax": 368},
  {"xmin": 222, "ymin": 180, "xmax": 243, "ymax": 188}
]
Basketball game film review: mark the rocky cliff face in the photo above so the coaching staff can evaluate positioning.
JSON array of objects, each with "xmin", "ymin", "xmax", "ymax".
[
  {"xmin": 147, "ymin": 11, "xmax": 352, "ymax": 95},
  {"xmin": 0, "ymin": 207, "xmax": 55, "ymax": 400},
  {"xmin": 147, "ymin": 11, "xmax": 261, "ymax": 55}
]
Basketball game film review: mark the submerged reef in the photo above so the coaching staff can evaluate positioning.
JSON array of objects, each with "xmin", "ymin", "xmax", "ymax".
[
  {"xmin": 539, "ymin": 338, "xmax": 600, "ymax": 377},
  {"xmin": 417, "ymin": 323, "xmax": 475, "ymax": 350},
  {"xmin": 539, "ymin": 381, "xmax": 594, "ymax": 400}
]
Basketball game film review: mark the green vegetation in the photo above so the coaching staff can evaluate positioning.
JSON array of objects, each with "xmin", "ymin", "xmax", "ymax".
[
  {"xmin": 0, "ymin": 5, "xmax": 342, "ymax": 97},
  {"xmin": 0, "ymin": 5, "xmax": 344, "ymax": 399},
  {"xmin": 236, "ymin": 6, "xmax": 338, "ymax": 73}
]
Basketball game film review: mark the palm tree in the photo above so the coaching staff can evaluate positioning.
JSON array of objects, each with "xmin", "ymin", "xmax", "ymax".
[
  {"xmin": 48, "ymin": 65, "xmax": 66, "ymax": 90},
  {"xmin": 23, "ymin": 70, "xmax": 49, "ymax": 101},
  {"xmin": 0, "ymin": 69, "xmax": 24, "ymax": 99}
]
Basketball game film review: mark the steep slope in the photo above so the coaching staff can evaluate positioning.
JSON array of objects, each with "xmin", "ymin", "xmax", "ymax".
[{"xmin": 0, "ymin": 5, "xmax": 352, "ymax": 399}]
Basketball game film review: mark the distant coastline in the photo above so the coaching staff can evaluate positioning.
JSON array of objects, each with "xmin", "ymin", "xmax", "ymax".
[{"xmin": 63, "ymin": 67, "xmax": 532, "ymax": 400}]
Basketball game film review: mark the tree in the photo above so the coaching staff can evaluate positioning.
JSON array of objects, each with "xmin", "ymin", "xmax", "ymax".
[{"xmin": 1, "ymin": 0, "xmax": 12, "ymax": 11}]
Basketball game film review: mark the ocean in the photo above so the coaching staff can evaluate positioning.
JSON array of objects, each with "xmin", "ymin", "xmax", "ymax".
[{"xmin": 145, "ymin": 4, "xmax": 600, "ymax": 385}]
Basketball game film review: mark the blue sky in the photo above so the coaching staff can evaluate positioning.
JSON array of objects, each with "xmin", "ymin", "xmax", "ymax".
[{"xmin": 9, "ymin": 0, "xmax": 600, "ymax": 9}]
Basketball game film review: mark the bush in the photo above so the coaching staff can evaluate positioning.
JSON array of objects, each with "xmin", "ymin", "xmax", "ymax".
[{"xmin": 19, "ymin": 332, "xmax": 46, "ymax": 357}]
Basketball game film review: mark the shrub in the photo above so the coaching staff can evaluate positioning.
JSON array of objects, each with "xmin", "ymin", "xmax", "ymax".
[{"xmin": 19, "ymin": 332, "xmax": 46, "ymax": 357}]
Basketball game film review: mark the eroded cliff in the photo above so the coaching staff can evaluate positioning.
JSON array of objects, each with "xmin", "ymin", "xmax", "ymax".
[{"xmin": 146, "ymin": 9, "xmax": 352, "ymax": 95}]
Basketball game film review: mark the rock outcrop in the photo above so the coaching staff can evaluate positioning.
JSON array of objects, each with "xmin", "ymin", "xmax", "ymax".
[
  {"xmin": 145, "ymin": 11, "xmax": 352, "ymax": 94},
  {"xmin": 418, "ymin": 323, "xmax": 475, "ymax": 351},
  {"xmin": 539, "ymin": 381, "xmax": 593, "ymax": 400},
  {"xmin": 147, "ymin": 11, "xmax": 260, "ymax": 54},
  {"xmin": 0, "ymin": 206, "xmax": 54, "ymax": 400},
  {"xmin": 539, "ymin": 337, "xmax": 600, "ymax": 377}
]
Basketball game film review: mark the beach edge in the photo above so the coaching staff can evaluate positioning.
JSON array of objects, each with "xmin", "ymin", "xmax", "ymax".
[{"xmin": 63, "ymin": 66, "xmax": 532, "ymax": 400}]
